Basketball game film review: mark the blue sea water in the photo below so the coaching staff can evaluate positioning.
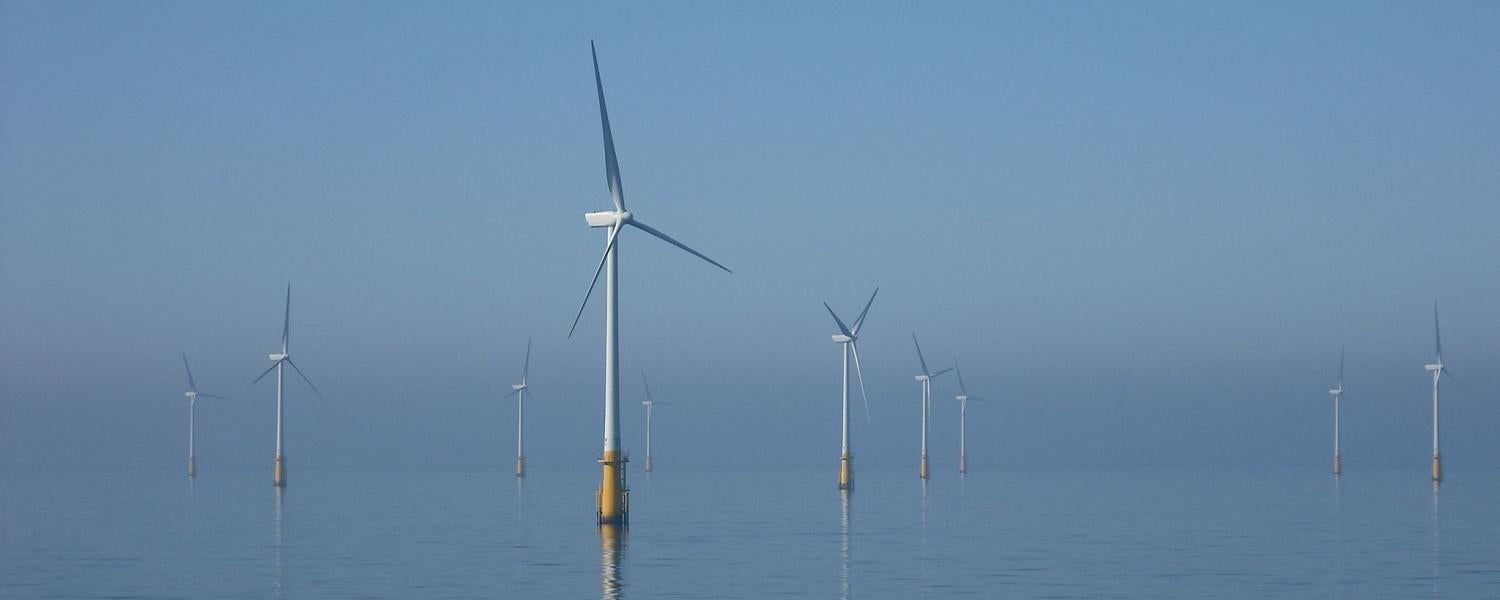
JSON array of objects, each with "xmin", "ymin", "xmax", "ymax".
[{"xmin": 2, "ymin": 464, "xmax": 1497, "ymax": 599}]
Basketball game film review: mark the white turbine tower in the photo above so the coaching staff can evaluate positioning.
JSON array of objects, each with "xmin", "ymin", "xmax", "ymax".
[
  {"xmin": 570, "ymin": 42, "xmax": 731, "ymax": 525},
  {"xmin": 507, "ymin": 338, "xmax": 533, "ymax": 478},
  {"xmin": 1327, "ymin": 346, "xmax": 1345, "ymax": 476},
  {"xmin": 823, "ymin": 287, "xmax": 877, "ymax": 491},
  {"xmin": 953, "ymin": 359, "xmax": 983, "ymax": 475},
  {"xmin": 640, "ymin": 369, "xmax": 672, "ymax": 473},
  {"xmin": 1425, "ymin": 305, "xmax": 1459, "ymax": 482},
  {"xmin": 180, "ymin": 352, "xmax": 226, "ymax": 478},
  {"xmin": 251, "ymin": 284, "xmax": 324, "ymax": 487},
  {"xmin": 911, "ymin": 334, "xmax": 953, "ymax": 480}
]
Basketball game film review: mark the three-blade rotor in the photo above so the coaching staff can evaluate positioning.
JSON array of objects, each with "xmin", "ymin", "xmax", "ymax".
[
  {"xmin": 182, "ymin": 352, "xmax": 227, "ymax": 400},
  {"xmin": 508, "ymin": 338, "xmax": 533, "ymax": 400},
  {"xmin": 825, "ymin": 287, "xmax": 878, "ymax": 422},
  {"xmin": 568, "ymin": 42, "xmax": 731, "ymax": 339},
  {"xmin": 250, "ymin": 284, "xmax": 325, "ymax": 402},
  {"xmin": 912, "ymin": 334, "xmax": 954, "ymax": 380}
]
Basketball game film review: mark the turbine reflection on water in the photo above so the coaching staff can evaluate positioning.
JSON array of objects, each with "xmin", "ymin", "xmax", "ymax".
[
  {"xmin": 839, "ymin": 489, "xmax": 851, "ymax": 600},
  {"xmin": 600, "ymin": 525, "xmax": 626, "ymax": 600},
  {"xmin": 272, "ymin": 487, "xmax": 284, "ymax": 600}
]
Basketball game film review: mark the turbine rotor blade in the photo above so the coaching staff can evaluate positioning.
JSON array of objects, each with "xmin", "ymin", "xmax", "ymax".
[
  {"xmin": 1443, "ymin": 367, "xmax": 1467, "ymax": 392},
  {"xmin": 640, "ymin": 369, "xmax": 655, "ymax": 403},
  {"xmin": 954, "ymin": 359, "xmax": 968, "ymax": 396},
  {"xmin": 569, "ymin": 223, "xmax": 624, "ymax": 338},
  {"xmin": 912, "ymin": 333, "xmax": 930, "ymax": 376},
  {"xmin": 850, "ymin": 341, "xmax": 872, "ymax": 424},
  {"xmin": 1434, "ymin": 304, "xmax": 1442, "ymax": 362},
  {"xmin": 196, "ymin": 393, "xmax": 228, "ymax": 400},
  {"xmin": 1338, "ymin": 345, "xmax": 1345, "ymax": 388},
  {"xmin": 182, "ymin": 352, "xmax": 198, "ymax": 392},
  {"xmin": 506, "ymin": 388, "xmax": 522, "ymax": 399},
  {"xmin": 522, "ymin": 337, "xmax": 532, "ymax": 382},
  {"xmin": 823, "ymin": 303, "xmax": 853, "ymax": 337},
  {"xmin": 282, "ymin": 283, "xmax": 291, "ymax": 353},
  {"xmin": 251, "ymin": 361, "xmax": 281, "ymax": 386},
  {"xmin": 591, "ymin": 41, "xmax": 625, "ymax": 212},
  {"xmin": 850, "ymin": 287, "xmax": 879, "ymax": 336},
  {"xmin": 283, "ymin": 358, "xmax": 326, "ymax": 403},
  {"xmin": 930, "ymin": 366, "xmax": 955, "ymax": 379},
  {"xmin": 627, "ymin": 219, "xmax": 731, "ymax": 273}
]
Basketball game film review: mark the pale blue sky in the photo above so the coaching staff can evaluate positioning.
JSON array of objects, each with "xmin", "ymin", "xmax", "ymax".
[{"xmin": 2, "ymin": 2, "xmax": 1497, "ymax": 470}]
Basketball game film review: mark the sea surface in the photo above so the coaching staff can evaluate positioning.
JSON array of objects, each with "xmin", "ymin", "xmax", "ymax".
[{"xmin": 2, "ymin": 464, "xmax": 1497, "ymax": 599}]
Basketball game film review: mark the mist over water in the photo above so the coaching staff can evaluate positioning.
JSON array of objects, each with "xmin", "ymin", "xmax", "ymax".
[{"xmin": 3, "ymin": 465, "xmax": 1497, "ymax": 598}]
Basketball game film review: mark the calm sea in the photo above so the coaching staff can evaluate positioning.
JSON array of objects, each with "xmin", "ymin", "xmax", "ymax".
[{"xmin": 2, "ymin": 464, "xmax": 1497, "ymax": 598}]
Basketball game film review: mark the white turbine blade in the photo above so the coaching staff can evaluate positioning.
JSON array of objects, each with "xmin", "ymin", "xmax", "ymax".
[
  {"xmin": 930, "ymin": 366, "xmax": 955, "ymax": 379},
  {"xmin": 522, "ymin": 337, "xmax": 532, "ymax": 382},
  {"xmin": 850, "ymin": 341, "xmax": 872, "ymax": 424},
  {"xmin": 1444, "ymin": 367, "xmax": 1467, "ymax": 392},
  {"xmin": 250, "ymin": 361, "xmax": 280, "ymax": 386},
  {"xmin": 283, "ymin": 358, "xmax": 326, "ymax": 403},
  {"xmin": 506, "ymin": 388, "xmax": 522, "ymax": 399},
  {"xmin": 591, "ymin": 41, "xmax": 625, "ymax": 212},
  {"xmin": 954, "ymin": 359, "xmax": 968, "ymax": 396},
  {"xmin": 196, "ymin": 393, "xmax": 229, "ymax": 400},
  {"xmin": 850, "ymin": 287, "xmax": 879, "ymax": 336},
  {"xmin": 1338, "ymin": 345, "xmax": 1344, "ymax": 388},
  {"xmin": 912, "ymin": 333, "xmax": 931, "ymax": 376},
  {"xmin": 282, "ymin": 283, "xmax": 291, "ymax": 353},
  {"xmin": 1433, "ymin": 304, "xmax": 1443, "ymax": 362},
  {"xmin": 568, "ymin": 223, "xmax": 624, "ymax": 338},
  {"xmin": 182, "ymin": 352, "xmax": 198, "ymax": 392},
  {"xmin": 823, "ymin": 302, "xmax": 853, "ymax": 337},
  {"xmin": 627, "ymin": 219, "xmax": 731, "ymax": 273},
  {"xmin": 640, "ymin": 369, "xmax": 655, "ymax": 403}
]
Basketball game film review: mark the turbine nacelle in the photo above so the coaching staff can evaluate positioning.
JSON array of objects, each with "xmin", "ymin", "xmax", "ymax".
[
  {"xmin": 914, "ymin": 374, "xmax": 930, "ymax": 382},
  {"xmin": 268, "ymin": 353, "xmax": 288, "ymax": 362},
  {"xmin": 1328, "ymin": 388, "xmax": 1341, "ymax": 397},
  {"xmin": 184, "ymin": 391, "xmax": 197, "ymax": 400},
  {"xmin": 512, "ymin": 383, "xmax": 527, "ymax": 391},
  {"xmin": 832, "ymin": 334, "xmax": 852, "ymax": 344},
  {"xmin": 585, "ymin": 210, "xmax": 632, "ymax": 228},
  {"xmin": 1425, "ymin": 363, "xmax": 1442, "ymax": 372},
  {"xmin": 955, "ymin": 394, "xmax": 968, "ymax": 402}
]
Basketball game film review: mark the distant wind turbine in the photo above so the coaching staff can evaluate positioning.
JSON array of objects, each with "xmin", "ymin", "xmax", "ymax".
[
  {"xmin": 507, "ymin": 338, "xmax": 534, "ymax": 478},
  {"xmin": 911, "ymin": 334, "xmax": 953, "ymax": 480},
  {"xmin": 823, "ymin": 287, "xmax": 877, "ymax": 491},
  {"xmin": 1327, "ymin": 346, "xmax": 1345, "ymax": 476},
  {"xmin": 953, "ymin": 359, "xmax": 983, "ymax": 475},
  {"xmin": 251, "ymin": 284, "xmax": 324, "ymax": 487},
  {"xmin": 570, "ymin": 42, "xmax": 731, "ymax": 525},
  {"xmin": 640, "ymin": 369, "xmax": 672, "ymax": 473},
  {"xmin": 180, "ymin": 352, "xmax": 226, "ymax": 478},
  {"xmin": 1425, "ymin": 305, "xmax": 1459, "ymax": 482}
]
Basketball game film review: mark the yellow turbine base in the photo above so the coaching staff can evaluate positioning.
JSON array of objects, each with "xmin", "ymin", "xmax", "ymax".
[
  {"xmin": 273, "ymin": 455, "xmax": 287, "ymax": 487},
  {"xmin": 597, "ymin": 450, "xmax": 629, "ymax": 525},
  {"xmin": 919, "ymin": 454, "xmax": 929, "ymax": 479},
  {"xmin": 187, "ymin": 456, "xmax": 196, "ymax": 478},
  {"xmin": 1332, "ymin": 454, "xmax": 1341, "ymax": 476},
  {"xmin": 838, "ymin": 453, "xmax": 853, "ymax": 490},
  {"xmin": 516, "ymin": 455, "xmax": 525, "ymax": 478},
  {"xmin": 1431, "ymin": 454, "xmax": 1442, "ymax": 482},
  {"xmin": 959, "ymin": 454, "xmax": 967, "ymax": 475}
]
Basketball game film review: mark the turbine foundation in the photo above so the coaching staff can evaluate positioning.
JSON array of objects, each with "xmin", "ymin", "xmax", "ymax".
[
  {"xmin": 273, "ymin": 454, "xmax": 287, "ymax": 487},
  {"xmin": 515, "ymin": 455, "xmax": 525, "ymax": 478},
  {"xmin": 838, "ymin": 453, "xmax": 853, "ymax": 490},
  {"xmin": 597, "ymin": 450, "xmax": 629, "ymax": 525},
  {"xmin": 1331, "ymin": 454, "xmax": 1341, "ymax": 476},
  {"xmin": 959, "ymin": 454, "xmax": 967, "ymax": 475},
  {"xmin": 187, "ymin": 456, "xmax": 196, "ymax": 478},
  {"xmin": 919, "ymin": 453, "xmax": 929, "ymax": 479},
  {"xmin": 1431, "ymin": 454, "xmax": 1442, "ymax": 482}
]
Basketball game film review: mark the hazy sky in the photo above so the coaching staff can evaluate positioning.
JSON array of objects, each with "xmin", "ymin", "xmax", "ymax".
[{"xmin": 2, "ymin": 2, "xmax": 1497, "ymax": 472}]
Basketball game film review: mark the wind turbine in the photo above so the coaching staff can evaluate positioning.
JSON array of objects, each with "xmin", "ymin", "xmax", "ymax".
[
  {"xmin": 953, "ymin": 359, "xmax": 982, "ymax": 475},
  {"xmin": 180, "ymin": 352, "xmax": 226, "ymax": 478},
  {"xmin": 640, "ymin": 369, "xmax": 672, "ymax": 473},
  {"xmin": 1425, "ymin": 305, "xmax": 1458, "ymax": 482},
  {"xmin": 507, "ymin": 338, "xmax": 533, "ymax": 478},
  {"xmin": 251, "ymin": 284, "xmax": 324, "ymax": 487},
  {"xmin": 823, "ymin": 287, "xmax": 877, "ymax": 491},
  {"xmin": 1327, "ymin": 346, "xmax": 1345, "ymax": 476},
  {"xmin": 911, "ymin": 334, "xmax": 953, "ymax": 480},
  {"xmin": 570, "ymin": 42, "xmax": 731, "ymax": 525}
]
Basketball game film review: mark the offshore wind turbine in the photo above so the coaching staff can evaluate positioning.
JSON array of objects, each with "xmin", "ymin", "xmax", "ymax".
[
  {"xmin": 1425, "ymin": 305, "xmax": 1457, "ymax": 482},
  {"xmin": 1327, "ymin": 347, "xmax": 1345, "ymax": 476},
  {"xmin": 507, "ymin": 338, "xmax": 533, "ymax": 478},
  {"xmin": 953, "ymin": 359, "xmax": 982, "ymax": 475},
  {"xmin": 911, "ymin": 334, "xmax": 953, "ymax": 479},
  {"xmin": 251, "ymin": 284, "xmax": 325, "ymax": 487},
  {"xmin": 180, "ymin": 353, "xmax": 226, "ymax": 478},
  {"xmin": 823, "ymin": 288, "xmax": 877, "ymax": 490},
  {"xmin": 569, "ymin": 42, "xmax": 731, "ymax": 525},
  {"xmin": 640, "ymin": 369, "xmax": 672, "ymax": 473}
]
